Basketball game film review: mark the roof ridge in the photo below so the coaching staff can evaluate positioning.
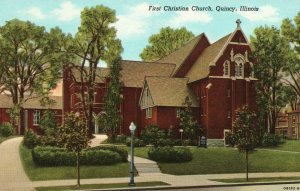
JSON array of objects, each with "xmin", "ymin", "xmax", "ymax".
[
  {"xmin": 121, "ymin": 59, "xmax": 176, "ymax": 66},
  {"xmin": 156, "ymin": 33, "xmax": 205, "ymax": 63}
]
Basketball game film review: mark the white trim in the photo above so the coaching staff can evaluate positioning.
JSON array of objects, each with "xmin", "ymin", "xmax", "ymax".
[
  {"xmin": 209, "ymin": 76, "xmax": 231, "ymax": 79},
  {"xmin": 141, "ymin": 104, "xmax": 155, "ymax": 110},
  {"xmin": 223, "ymin": 60, "xmax": 230, "ymax": 77},
  {"xmin": 209, "ymin": 26, "xmax": 250, "ymax": 66},
  {"xmin": 228, "ymin": 42, "xmax": 249, "ymax": 45},
  {"xmin": 33, "ymin": 110, "xmax": 40, "ymax": 126},
  {"xmin": 249, "ymin": 77, "xmax": 258, "ymax": 81}
]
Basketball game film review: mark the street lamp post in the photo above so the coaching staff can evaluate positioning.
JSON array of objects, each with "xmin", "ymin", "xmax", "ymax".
[
  {"xmin": 129, "ymin": 122, "xmax": 136, "ymax": 186},
  {"xmin": 179, "ymin": 129, "xmax": 183, "ymax": 146}
]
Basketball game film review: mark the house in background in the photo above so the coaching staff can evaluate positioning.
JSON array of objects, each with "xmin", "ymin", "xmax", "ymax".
[
  {"xmin": 275, "ymin": 111, "xmax": 288, "ymax": 138},
  {"xmin": 0, "ymin": 94, "xmax": 62, "ymax": 134},
  {"xmin": 63, "ymin": 20, "xmax": 258, "ymax": 143}
]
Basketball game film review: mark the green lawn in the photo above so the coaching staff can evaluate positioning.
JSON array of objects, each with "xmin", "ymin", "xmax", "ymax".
[
  {"xmin": 212, "ymin": 176, "xmax": 300, "ymax": 183},
  {"xmin": 266, "ymin": 140, "xmax": 300, "ymax": 152},
  {"xmin": 133, "ymin": 146, "xmax": 300, "ymax": 175},
  {"xmin": 35, "ymin": 182, "xmax": 169, "ymax": 191},
  {"xmin": 20, "ymin": 144, "xmax": 136, "ymax": 181}
]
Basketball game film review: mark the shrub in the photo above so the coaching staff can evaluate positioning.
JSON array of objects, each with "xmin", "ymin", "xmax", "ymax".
[
  {"xmin": 182, "ymin": 139, "xmax": 197, "ymax": 146},
  {"xmin": 156, "ymin": 138, "xmax": 174, "ymax": 147},
  {"xmin": 89, "ymin": 146, "xmax": 128, "ymax": 162},
  {"xmin": 126, "ymin": 138, "xmax": 146, "ymax": 147},
  {"xmin": 23, "ymin": 129, "xmax": 41, "ymax": 149},
  {"xmin": 116, "ymin": 134, "xmax": 128, "ymax": 143},
  {"xmin": 0, "ymin": 123, "xmax": 15, "ymax": 137},
  {"xmin": 32, "ymin": 146, "xmax": 123, "ymax": 166},
  {"xmin": 148, "ymin": 146, "xmax": 193, "ymax": 163},
  {"xmin": 262, "ymin": 133, "xmax": 282, "ymax": 147},
  {"xmin": 140, "ymin": 124, "xmax": 165, "ymax": 145},
  {"xmin": 225, "ymin": 132, "xmax": 236, "ymax": 147}
]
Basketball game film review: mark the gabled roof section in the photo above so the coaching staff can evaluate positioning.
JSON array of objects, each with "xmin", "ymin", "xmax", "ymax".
[
  {"xmin": 0, "ymin": 95, "xmax": 62, "ymax": 110},
  {"xmin": 186, "ymin": 33, "xmax": 231, "ymax": 83},
  {"xmin": 71, "ymin": 67, "xmax": 109, "ymax": 83},
  {"xmin": 71, "ymin": 60, "xmax": 176, "ymax": 88},
  {"xmin": 120, "ymin": 60, "xmax": 176, "ymax": 88},
  {"xmin": 156, "ymin": 34, "xmax": 206, "ymax": 74},
  {"xmin": 144, "ymin": 77, "xmax": 199, "ymax": 107}
]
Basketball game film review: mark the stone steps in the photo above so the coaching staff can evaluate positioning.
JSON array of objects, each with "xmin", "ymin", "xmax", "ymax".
[{"xmin": 135, "ymin": 163, "xmax": 161, "ymax": 174}]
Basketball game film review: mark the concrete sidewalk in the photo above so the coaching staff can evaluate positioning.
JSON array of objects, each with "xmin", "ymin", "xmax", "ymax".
[
  {"xmin": 0, "ymin": 137, "xmax": 34, "ymax": 191},
  {"xmin": 31, "ymin": 172, "xmax": 300, "ymax": 188}
]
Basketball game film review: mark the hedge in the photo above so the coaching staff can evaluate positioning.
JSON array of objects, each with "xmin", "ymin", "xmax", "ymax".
[
  {"xmin": 89, "ymin": 146, "xmax": 128, "ymax": 162},
  {"xmin": 148, "ymin": 147, "xmax": 193, "ymax": 163},
  {"xmin": 32, "ymin": 146, "xmax": 124, "ymax": 166}
]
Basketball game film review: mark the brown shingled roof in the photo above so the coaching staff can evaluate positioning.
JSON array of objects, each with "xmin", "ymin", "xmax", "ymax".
[
  {"xmin": 145, "ymin": 77, "xmax": 199, "ymax": 107},
  {"xmin": 71, "ymin": 67, "xmax": 110, "ymax": 83},
  {"xmin": 156, "ymin": 34, "xmax": 204, "ymax": 74},
  {"xmin": 186, "ymin": 33, "xmax": 231, "ymax": 83},
  {"xmin": 71, "ymin": 60, "xmax": 175, "ymax": 88},
  {"xmin": 120, "ymin": 60, "xmax": 175, "ymax": 87},
  {"xmin": 0, "ymin": 94, "xmax": 62, "ymax": 110}
]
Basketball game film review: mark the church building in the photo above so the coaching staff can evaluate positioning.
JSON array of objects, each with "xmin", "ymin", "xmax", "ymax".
[{"xmin": 63, "ymin": 20, "xmax": 257, "ymax": 141}]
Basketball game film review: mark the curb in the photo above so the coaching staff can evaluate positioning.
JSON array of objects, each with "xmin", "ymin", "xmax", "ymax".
[{"xmin": 77, "ymin": 180, "xmax": 300, "ymax": 191}]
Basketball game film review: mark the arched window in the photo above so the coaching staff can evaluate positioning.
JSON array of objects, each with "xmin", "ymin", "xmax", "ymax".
[
  {"xmin": 250, "ymin": 62, "xmax": 254, "ymax": 78},
  {"xmin": 239, "ymin": 63, "xmax": 243, "ymax": 77},
  {"xmin": 223, "ymin": 60, "xmax": 230, "ymax": 76},
  {"xmin": 235, "ymin": 63, "xmax": 239, "ymax": 77},
  {"xmin": 234, "ymin": 55, "xmax": 245, "ymax": 78}
]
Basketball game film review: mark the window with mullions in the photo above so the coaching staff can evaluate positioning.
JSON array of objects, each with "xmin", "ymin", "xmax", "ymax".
[{"xmin": 33, "ymin": 110, "xmax": 40, "ymax": 125}]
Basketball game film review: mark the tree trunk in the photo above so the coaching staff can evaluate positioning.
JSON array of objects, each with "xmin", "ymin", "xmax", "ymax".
[
  {"xmin": 246, "ymin": 150, "xmax": 249, "ymax": 181},
  {"xmin": 19, "ymin": 107, "xmax": 25, "ymax": 135},
  {"xmin": 76, "ymin": 151, "xmax": 80, "ymax": 188}
]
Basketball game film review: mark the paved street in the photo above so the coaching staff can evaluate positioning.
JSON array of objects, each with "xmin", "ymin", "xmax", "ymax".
[{"xmin": 149, "ymin": 183, "xmax": 300, "ymax": 191}]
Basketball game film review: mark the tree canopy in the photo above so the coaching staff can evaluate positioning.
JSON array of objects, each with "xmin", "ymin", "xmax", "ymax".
[
  {"xmin": 140, "ymin": 27, "xmax": 194, "ymax": 61},
  {"xmin": 67, "ymin": 5, "xmax": 123, "ymax": 136},
  {"xmin": 250, "ymin": 25, "xmax": 290, "ymax": 134},
  {"xmin": 0, "ymin": 19, "xmax": 68, "ymax": 134}
]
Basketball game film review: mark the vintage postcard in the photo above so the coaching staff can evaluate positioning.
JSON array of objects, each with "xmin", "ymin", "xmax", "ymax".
[{"xmin": 0, "ymin": 0, "xmax": 299, "ymax": 191}]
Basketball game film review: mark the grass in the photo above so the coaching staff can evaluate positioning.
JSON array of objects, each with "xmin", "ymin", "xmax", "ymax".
[
  {"xmin": 35, "ymin": 181, "xmax": 169, "ymax": 191},
  {"xmin": 212, "ymin": 176, "xmax": 300, "ymax": 183},
  {"xmin": 265, "ymin": 140, "xmax": 300, "ymax": 152},
  {"xmin": 132, "ymin": 146, "xmax": 300, "ymax": 175},
  {"xmin": 19, "ymin": 144, "xmax": 137, "ymax": 181}
]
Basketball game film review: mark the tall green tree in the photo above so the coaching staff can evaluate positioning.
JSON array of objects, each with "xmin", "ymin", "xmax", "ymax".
[
  {"xmin": 67, "ymin": 5, "xmax": 122, "ymax": 136},
  {"xmin": 250, "ymin": 26, "xmax": 289, "ymax": 134},
  {"xmin": 179, "ymin": 96, "xmax": 201, "ymax": 140},
  {"xmin": 101, "ymin": 57, "xmax": 122, "ymax": 141},
  {"xmin": 140, "ymin": 27, "xmax": 194, "ymax": 61},
  {"xmin": 40, "ymin": 110, "xmax": 58, "ymax": 146},
  {"xmin": 0, "ymin": 19, "xmax": 67, "ymax": 134},
  {"xmin": 233, "ymin": 106, "xmax": 258, "ymax": 181},
  {"xmin": 58, "ymin": 112, "xmax": 89, "ymax": 188},
  {"xmin": 281, "ymin": 12, "xmax": 300, "ymax": 101}
]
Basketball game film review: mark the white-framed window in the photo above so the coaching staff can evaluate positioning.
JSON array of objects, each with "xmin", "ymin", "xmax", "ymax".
[
  {"xmin": 33, "ymin": 110, "xmax": 40, "ymax": 126},
  {"xmin": 239, "ymin": 63, "xmax": 243, "ymax": 77},
  {"xmin": 292, "ymin": 127, "xmax": 296, "ymax": 135},
  {"xmin": 223, "ymin": 60, "xmax": 230, "ymax": 76},
  {"xmin": 292, "ymin": 115, "xmax": 296, "ymax": 124},
  {"xmin": 235, "ymin": 63, "xmax": 239, "ymax": 77},
  {"xmin": 250, "ymin": 62, "xmax": 254, "ymax": 78},
  {"xmin": 234, "ymin": 55, "xmax": 245, "ymax": 78},
  {"xmin": 227, "ymin": 89, "xmax": 231, "ymax": 98},
  {"xmin": 176, "ymin": 108, "xmax": 181, "ymax": 118},
  {"xmin": 227, "ymin": 110, "xmax": 231, "ymax": 118},
  {"xmin": 146, "ymin": 107, "xmax": 152, "ymax": 119}
]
